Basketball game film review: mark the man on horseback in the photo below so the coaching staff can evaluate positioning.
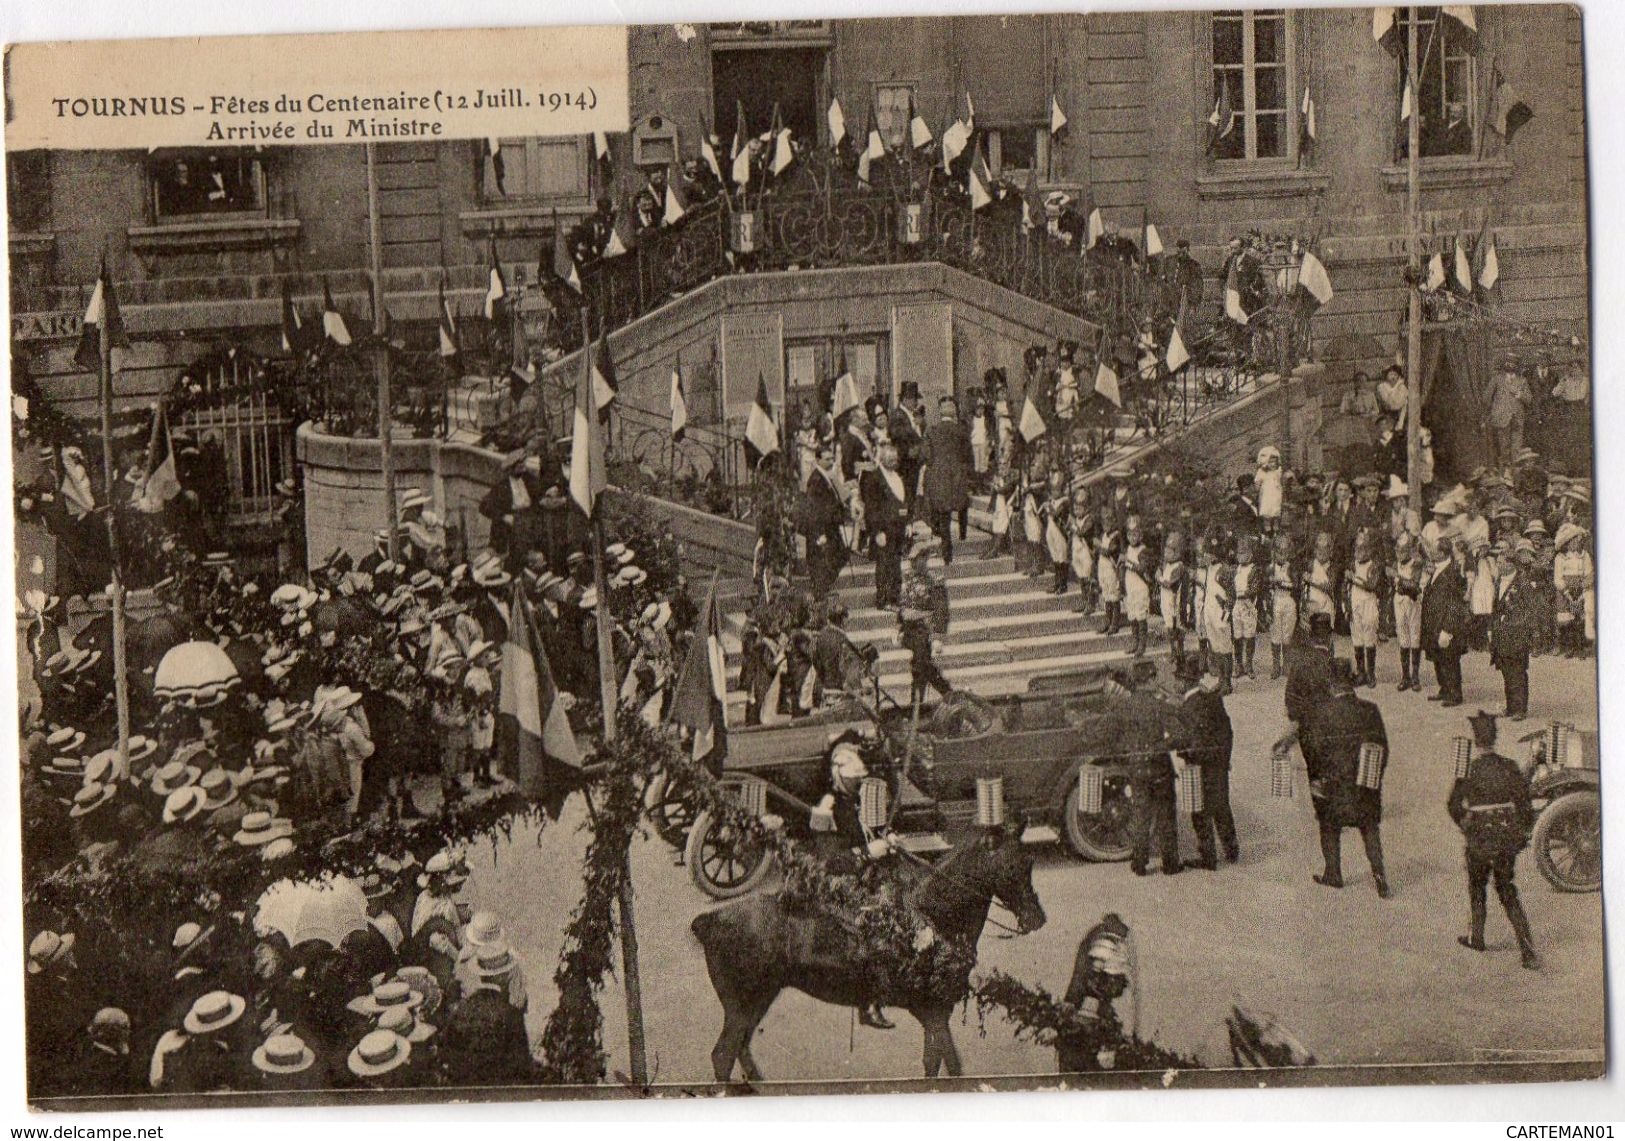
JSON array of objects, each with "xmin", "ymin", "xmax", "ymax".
[{"xmin": 822, "ymin": 727, "xmax": 899, "ymax": 1030}]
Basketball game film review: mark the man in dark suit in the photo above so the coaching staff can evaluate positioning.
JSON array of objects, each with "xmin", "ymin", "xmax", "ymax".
[
  {"xmin": 1305, "ymin": 660, "xmax": 1391, "ymax": 897},
  {"xmin": 800, "ymin": 444, "xmax": 847, "ymax": 600},
  {"xmin": 860, "ymin": 442, "xmax": 909, "ymax": 608},
  {"xmin": 1421, "ymin": 539, "xmax": 1470, "ymax": 707},
  {"xmin": 890, "ymin": 382, "xmax": 925, "ymax": 517},
  {"xmin": 440, "ymin": 976, "xmax": 534, "ymax": 1086},
  {"xmin": 1489, "ymin": 541, "xmax": 1543, "ymax": 720},
  {"xmin": 1449, "ymin": 712, "xmax": 1540, "ymax": 969},
  {"xmin": 1100, "ymin": 670, "xmax": 1183, "ymax": 877},
  {"xmin": 1178, "ymin": 656, "xmax": 1237, "ymax": 868},
  {"xmin": 920, "ymin": 396, "xmax": 973, "ymax": 565},
  {"xmin": 478, "ymin": 451, "xmax": 546, "ymax": 573}
]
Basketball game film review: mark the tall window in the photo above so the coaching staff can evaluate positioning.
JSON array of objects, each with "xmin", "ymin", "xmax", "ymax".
[
  {"xmin": 874, "ymin": 83, "xmax": 916, "ymax": 151},
  {"xmin": 1211, "ymin": 9, "xmax": 1291, "ymax": 161},
  {"xmin": 149, "ymin": 151, "xmax": 265, "ymax": 219},
  {"xmin": 988, "ymin": 127, "xmax": 1046, "ymax": 179},
  {"xmin": 1398, "ymin": 7, "xmax": 1478, "ymax": 158},
  {"xmin": 483, "ymin": 137, "xmax": 591, "ymax": 201},
  {"xmin": 6, "ymin": 151, "xmax": 49, "ymax": 232}
]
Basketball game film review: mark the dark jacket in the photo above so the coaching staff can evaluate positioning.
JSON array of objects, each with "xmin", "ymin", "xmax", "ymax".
[
  {"xmin": 890, "ymin": 404, "xmax": 924, "ymax": 471},
  {"xmin": 921, "ymin": 419, "xmax": 973, "ymax": 513},
  {"xmin": 1179, "ymin": 688, "xmax": 1233, "ymax": 770},
  {"xmin": 799, "ymin": 468, "xmax": 845, "ymax": 544},
  {"xmin": 1447, "ymin": 751, "xmax": 1534, "ymax": 859},
  {"xmin": 478, "ymin": 471, "xmax": 546, "ymax": 565},
  {"xmin": 1283, "ymin": 641, "xmax": 1334, "ymax": 726},
  {"xmin": 1305, "ymin": 690, "xmax": 1387, "ymax": 827},
  {"xmin": 1490, "ymin": 571, "xmax": 1543, "ymax": 663},
  {"xmin": 1420, "ymin": 561, "xmax": 1470, "ymax": 656},
  {"xmin": 859, "ymin": 466, "xmax": 908, "ymax": 538},
  {"xmin": 440, "ymin": 985, "xmax": 534, "ymax": 1086}
]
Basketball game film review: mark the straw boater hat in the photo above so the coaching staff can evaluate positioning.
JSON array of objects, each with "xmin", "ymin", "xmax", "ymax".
[
  {"xmin": 376, "ymin": 1003, "xmax": 436, "ymax": 1044},
  {"xmin": 270, "ymin": 583, "xmax": 317, "ymax": 612},
  {"xmin": 123, "ymin": 735, "xmax": 159, "ymax": 766},
  {"xmin": 162, "ymin": 786, "xmax": 208, "ymax": 825},
  {"xmin": 463, "ymin": 911, "xmax": 507, "ymax": 949},
  {"xmin": 417, "ymin": 849, "xmax": 470, "ymax": 889},
  {"xmin": 615, "ymin": 547, "xmax": 637, "ymax": 566},
  {"xmin": 399, "ymin": 487, "xmax": 433, "ymax": 513},
  {"xmin": 197, "ymin": 768, "xmax": 238, "ymax": 811},
  {"xmin": 1555, "ymin": 522, "xmax": 1589, "ymax": 551},
  {"xmin": 348, "ymin": 1029, "xmax": 412, "ymax": 1078},
  {"xmin": 184, "ymin": 990, "xmax": 246, "ymax": 1035},
  {"xmin": 46, "ymin": 727, "xmax": 86, "ymax": 755},
  {"xmin": 470, "ymin": 943, "xmax": 518, "ymax": 979},
  {"xmin": 640, "ymin": 601, "xmax": 673, "ymax": 631},
  {"xmin": 150, "ymin": 759, "xmax": 201, "ymax": 797},
  {"xmin": 615, "ymin": 566, "xmax": 648, "ymax": 588},
  {"xmin": 1524, "ymin": 519, "xmax": 1549, "ymax": 539},
  {"xmin": 68, "ymin": 781, "xmax": 118, "ymax": 820},
  {"xmin": 252, "ymin": 1032, "xmax": 316, "ymax": 1075},
  {"xmin": 347, "ymin": 978, "xmax": 424, "ymax": 1017},
  {"xmin": 577, "ymin": 587, "xmax": 598, "ymax": 611},
  {"xmin": 1386, "ymin": 474, "xmax": 1408, "ymax": 500},
  {"xmin": 261, "ymin": 837, "xmax": 296, "ymax": 863},
  {"xmin": 43, "ymin": 754, "xmax": 87, "ymax": 780},
  {"xmin": 27, "ymin": 931, "xmax": 74, "ymax": 975},
  {"xmin": 233, "ymin": 811, "xmax": 295, "ymax": 847}
]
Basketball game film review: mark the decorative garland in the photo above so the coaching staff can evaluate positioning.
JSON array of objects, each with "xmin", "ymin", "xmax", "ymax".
[{"xmin": 972, "ymin": 969, "xmax": 1200, "ymax": 1074}]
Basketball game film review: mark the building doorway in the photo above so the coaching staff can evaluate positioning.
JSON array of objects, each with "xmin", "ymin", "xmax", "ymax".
[{"xmin": 712, "ymin": 48, "xmax": 824, "ymax": 145}]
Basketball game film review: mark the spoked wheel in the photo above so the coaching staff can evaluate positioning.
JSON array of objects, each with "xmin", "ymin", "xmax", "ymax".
[
  {"xmin": 1063, "ymin": 768, "xmax": 1136, "ymax": 862},
  {"xmin": 685, "ymin": 809, "xmax": 774, "ymax": 899},
  {"xmin": 1532, "ymin": 789, "xmax": 1602, "ymax": 892},
  {"xmin": 644, "ymin": 772, "xmax": 698, "ymax": 850}
]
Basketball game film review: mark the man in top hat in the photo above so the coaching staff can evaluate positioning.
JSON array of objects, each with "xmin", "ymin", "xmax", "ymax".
[
  {"xmin": 891, "ymin": 381, "xmax": 925, "ymax": 516},
  {"xmin": 1448, "ymin": 712, "xmax": 1540, "ymax": 969},
  {"xmin": 1167, "ymin": 238, "xmax": 1204, "ymax": 309},
  {"xmin": 1489, "ymin": 539, "xmax": 1543, "ymax": 720},
  {"xmin": 1177, "ymin": 655, "xmax": 1238, "ymax": 868},
  {"xmin": 920, "ymin": 395, "xmax": 974, "ymax": 564},
  {"xmin": 1304, "ymin": 660, "xmax": 1391, "ymax": 897},
  {"xmin": 1421, "ymin": 536, "xmax": 1470, "ymax": 707},
  {"xmin": 860, "ymin": 442, "xmax": 910, "ymax": 609}
]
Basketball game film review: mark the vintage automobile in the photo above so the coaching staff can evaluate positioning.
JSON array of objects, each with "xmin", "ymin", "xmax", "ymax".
[
  {"xmin": 674, "ymin": 660, "xmax": 1164, "ymax": 899},
  {"xmin": 1523, "ymin": 722, "xmax": 1602, "ymax": 893}
]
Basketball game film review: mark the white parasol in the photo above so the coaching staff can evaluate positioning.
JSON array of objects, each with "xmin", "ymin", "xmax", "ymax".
[
  {"xmin": 152, "ymin": 640, "xmax": 240, "ymax": 707},
  {"xmin": 254, "ymin": 875, "xmax": 370, "ymax": 949}
]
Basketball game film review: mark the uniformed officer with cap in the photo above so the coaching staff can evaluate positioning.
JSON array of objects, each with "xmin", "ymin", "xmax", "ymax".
[{"xmin": 1448, "ymin": 712, "xmax": 1540, "ymax": 969}]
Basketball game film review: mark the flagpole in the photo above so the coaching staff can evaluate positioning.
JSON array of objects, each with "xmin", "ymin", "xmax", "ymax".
[
  {"xmin": 1404, "ymin": 8, "xmax": 1424, "ymax": 515},
  {"xmin": 581, "ymin": 305, "xmax": 648, "ymax": 1088},
  {"xmin": 97, "ymin": 273, "xmax": 132, "ymax": 780},
  {"xmin": 366, "ymin": 142, "xmax": 401, "ymax": 560}
]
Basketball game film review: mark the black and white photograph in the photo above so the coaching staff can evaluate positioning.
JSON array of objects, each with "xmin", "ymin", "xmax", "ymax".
[{"xmin": 2, "ymin": 5, "xmax": 1606, "ymax": 1110}]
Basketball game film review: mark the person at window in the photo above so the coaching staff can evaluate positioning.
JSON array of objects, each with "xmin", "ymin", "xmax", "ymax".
[
  {"xmin": 1424, "ymin": 101, "xmax": 1475, "ymax": 158},
  {"xmin": 162, "ymin": 158, "xmax": 207, "ymax": 215},
  {"xmin": 1376, "ymin": 365, "xmax": 1409, "ymax": 423}
]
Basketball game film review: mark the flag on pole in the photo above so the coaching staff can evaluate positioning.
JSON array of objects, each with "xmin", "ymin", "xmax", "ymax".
[
  {"xmin": 1297, "ymin": 249, "xmax": 1335, "ymax": 308},
  {"xmin": 1453, "ymin": 237, "xmax": 1474, "ymax": 294},
  {"xmin": 484, "ymin": 243, "xmax": 507, "ymax": 321},
  {"xmin": 965, "ymin": 91, "xmax": 976, "ymax": 129},
  {"xmin": 744, "ymin": 373, "xmax": 780, "ymax": 465},
  {"xmin": 438, "ymin": 276, "xmax": 460, "ymax": 360},
  {"xmin": 1084, "ymin": 195, "xmax": 1105, "ymax": 250},
  {"xmin": 484, "ymin": 138, "xmax": 506, "ymax": 196},
  {"xmin": 1018, "ymin": 391, "xmax": 1047, "ymax": 442},
  {"xmin": 663, "ymin": 175, "xmax": 687, "ymax": 224},
  {"xmin": 909, "ymin": 94, "xmax": 933, "ymax": 150},
  {"xmin": 1372, "ymin": 7, "xmax": 1400, "ymax": 52},
  {"xmin": 1476, "ymin": 226, "xmax": 1501, "ymax": 296},
  {"xmin": 321, "ymin": 279, "xmax": 352, "ymax": 346},
  {"xmin": 1400, "ymin": 79, "xmax": 1414, "ymax": 123},
  {"xmin": 1224, "ymin": 264, "xmax": 1250, "ymax": 324},
  {"xmin": 1206, "ymin": 87, "xmax": 1236, "ymax": 155},
  {"xmin": 1091, "ymin": 359, "xmax": 1122, "ymax": 408},
  {"xmin": 1165, "ymin": 321, "xmax": 1191, "ymax": 373},
  {"xmin": 1300, "ymin": 85, "xmax": 1318, "ymax": 154},
  {"xmin": 500, "ymin": 586, "xmax": 583, "ymax": 806},
  {"xmin": 602, "ymin": 209, "xmax": 634, "ymax": 258},
  {"xmin": 569, "ymin": 336, "xmax": 606, "ymax": 518},
  {"xmin": 858, "ymin": 104, "xmax": 886, "ymax": 185},
  {"xmin": 75, "ymin": 259, "xmax": 129, "ymax": 372},
  {"xmin": 1489, "ymin": 66, "xmax": 1535, "ymax": 144},
  {"xmin": 1424, "ymin": 251, "xmax": 1447, "ymax": 292},
  {"xmin": 669, "ymin": 574, "xmax": 729, "ymax": 772},
  {"xmin": 591, "ymin": 329, "xmax": 618, "ymax": 416},
  {"xmin": 593, "ymin": 130, "xmax": 612, "ymax": 178},
  {"xmin": 700, "ymin": 122, "xmax": 724, "ymax": 182},
  {"xmin": 831, "ymin": 367, "xmax": 863, "ymax": 421},
  {"xmin": 670, "ymin": 359, "xmax": 689, "ymax": 443},
  {"xmin": 941, "ymin": 117, "xmax": 971, "ymax": 172},
  {"xmin": 1144, "ymin": 217, "xmax": 1164, "ymax": 259},
  {"xmin": 827, "ymin": 96, "xmax": 847, "ymax": 148},
  {"xmin": 1050, "ymin": 94, "xmax": 1069, "ymax": 137},
  {"xmin": 279, "ymin": 282, "xmax": 307, "ymax": 356},
  {"xmin": 551, "ymin": 209, "xmax": 581, "ymax": 292},
  {"xmin": 134, "ymin": 404, "xmax": 181, "ymax": 513},
  {"xmin": 731, "ymin": 101, "xmax": 752, "ymax": 187},
  {"xmin": 968, "ymin": 138, "xmax": 993, "ymax": 211},
  {"xmin": 770, "ymin": 112, "xmax": 794, "ymax": 177}
]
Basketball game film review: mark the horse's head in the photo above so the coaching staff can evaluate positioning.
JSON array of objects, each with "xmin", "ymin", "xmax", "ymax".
[{"xmin": 981, "ymin": 822, "xmax": 1047, "ymax": 935}]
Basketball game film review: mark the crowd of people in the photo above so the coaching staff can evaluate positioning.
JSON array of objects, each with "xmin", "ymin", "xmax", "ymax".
[{"xmin": 21, "ymin": 440, "xmax": 703, "ymax": 1097}]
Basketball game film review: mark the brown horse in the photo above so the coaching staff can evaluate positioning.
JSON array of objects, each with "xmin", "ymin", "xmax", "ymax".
[{"xmin": 691, "ymin": 824, "xmax": 1046, "ymax": 1083}]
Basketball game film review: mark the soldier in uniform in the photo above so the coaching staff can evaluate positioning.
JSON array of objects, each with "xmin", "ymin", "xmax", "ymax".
[
  {"xmin": 1306, "ymin": 660, "xmax": 1391, "ymax": 898},
  {"xmin": 899, "ymin": 528, "xmax": 952, "ymax": 706},
  {"xmin": 1177, "ymin": 656, "xmax": 1237, "ymax": 868},
  {"xmin": 1103, "ymin": 670, "xmax": 1182, "ymax": 877},
  {"xmin": 1448, "ymin": 712, "xmax": 1540, "ymax": 969}
]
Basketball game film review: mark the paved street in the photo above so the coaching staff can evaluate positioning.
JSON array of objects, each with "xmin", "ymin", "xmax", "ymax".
[{"xmin": 463, "ymin": 648, "xmax": 1604, "ymax": 1087}]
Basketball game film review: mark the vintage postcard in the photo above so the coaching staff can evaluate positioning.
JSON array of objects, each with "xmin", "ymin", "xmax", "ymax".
[{"xmin": 3, "ymin": 6, "xmax": 1601, "ymax": 1109}]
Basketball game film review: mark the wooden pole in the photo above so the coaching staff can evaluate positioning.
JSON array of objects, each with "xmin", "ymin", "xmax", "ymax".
[
  {"xmin": 366, "ymin": 142, "xmax": 400, "ymax": 560},
  {"xmin": 97, "ymin": 276, "xmax": 132, "ymax": 780},
  {"xmin": 581, "ymin": 306, "xmax": 648, "ymax": 1089},
  {"xmin": 1405, "ymin": 9, "xmax": 1424, "ymax": 515}
]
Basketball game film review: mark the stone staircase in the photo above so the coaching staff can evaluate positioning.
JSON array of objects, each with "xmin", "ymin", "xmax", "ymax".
[{"xmin": 719, "ymin": 547, "xmax": 1167, "ymax": 718}]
